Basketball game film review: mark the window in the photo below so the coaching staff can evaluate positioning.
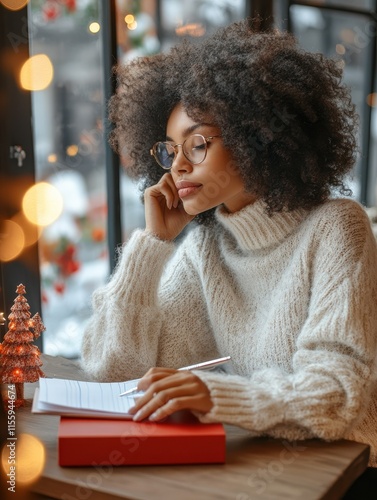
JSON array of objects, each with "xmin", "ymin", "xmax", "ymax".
[
  {"xmin": 281, "ymin": 1, "xmax": 377, "ymax": 206},
  {"xmin": 4, "ymin": 1, "xmax": 374, "ymax": 357},
  {"xmin": 0, "ymin": 0, "xmax": 252, "ymax": 357}
]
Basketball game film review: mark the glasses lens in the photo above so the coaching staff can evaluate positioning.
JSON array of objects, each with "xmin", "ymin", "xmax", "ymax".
[
  {"xmin": 155, "ymin": 142, "xmax": 174, "ymax": 169},
  {"xmin": 183, "ymin": 134, "xmax": 206, "ymax": 164}
]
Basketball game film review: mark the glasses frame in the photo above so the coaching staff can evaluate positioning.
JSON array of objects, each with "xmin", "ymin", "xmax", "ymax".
[{"xmin": 150, "ymin": 133, "xmax": 221, "ymax": 170}]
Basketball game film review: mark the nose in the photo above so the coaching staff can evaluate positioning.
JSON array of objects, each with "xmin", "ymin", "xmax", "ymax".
[{"xmin": 171, "ymin": 145, "xmax": 193, "ymax": 174}]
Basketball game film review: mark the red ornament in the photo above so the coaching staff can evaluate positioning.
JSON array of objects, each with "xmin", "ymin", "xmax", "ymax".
[
  {"xmin": 41, "ymin": 291, "xmax": 49, "ymax": 304},
  {"xmin": 42, "ymin": 0, "xmax": 62, "ymax": 21},
  {"xmin": 64, "ymin": 0, "xmax": 76, "ymax": 13},
  {"xmin": 0, "ymin": 284, "xmax": 46, "ymax": 408},
  {"xmin": 91, "ymin": 227, "xmax": 105, "ymax": 242},
  {"xmin": 54, "ymin": 282, "xmax": 66, "ymax": 294},
  {"xmin": 56, "ymin": 242, "xmax": 80, "ymax": 278}
]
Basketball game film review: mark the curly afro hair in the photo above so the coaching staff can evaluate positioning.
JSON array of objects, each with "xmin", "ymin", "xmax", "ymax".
[{"xmin": 109, "ymin": 19, "xmax": 357, "ymax": 224}]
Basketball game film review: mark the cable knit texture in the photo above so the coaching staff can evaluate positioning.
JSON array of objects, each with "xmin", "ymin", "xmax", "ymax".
[{"xmin": 81, "ymin": 198, "xmax": 377, "ymax": 466}]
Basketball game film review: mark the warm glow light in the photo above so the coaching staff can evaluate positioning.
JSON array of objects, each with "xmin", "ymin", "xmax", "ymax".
[
  {"xmin": 335, "ymin": 44, "xmax": 346, "ymax": 55},
  {"xmin": 340, "ymin": 28, "xmax": 355, "ymax": 44},
  {"xmin": 11, "ymin": 211, "xmax": 41, "ymax": 247},
  {"xmin": 0, "ymin": 0, "xmax": 29, "ymax": 10},
  {"xmin": 66, "ymin": 144, "xmax": 79, "ymax": 156},
  {"xmin": 20, "ymin": 54, "xmax": 54, "ymax": 91},
  {"xmin": 0, "ymin": 220, "xmax": 25, "ymax": 262},
  {"xmin": 125, "ymin": 14, "xmax": 134, "ymax": 24},
  {"xmin": 22, "ymin": 182, "xmax": 63, "ymax": 227},
  {"xmin": 0, "ymin": 312, "xmax": 5, "ymax": 325},
  {"xmin": 1, "ymin": 434, "xmax": 45, "ymax": 485},
  {"xmin": 89, "ymin": 22, "xmax": 100, "ymax": 34},
  {"xmin": 47, "ymin": 153, "xmax": 57, "ymax": 163},
  {"xmin": 175, "ymin": 23, "xmax": 206, "ymax": 37},
  {"xmin": 367, "ymin": 93, "xmax": 377, "ymax": 107},
  {"xmin": 127, "ymin": 20, "xmax": 137, "ymax": 30}
]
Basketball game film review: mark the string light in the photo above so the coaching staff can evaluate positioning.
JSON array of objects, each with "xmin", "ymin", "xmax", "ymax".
[
  {"xmin": 20, "ymin": 54, "xmax": 54, "ymax": 91},
  {"xmin": 127, "ymin": 20, "xmax": 137, "ymax": 30},
  {"xmin": 124, "ymin": 13, "xmax": 137, "ymax": 30},
  {"xmin": 125, "ymin": 14, "xmax": 134, "ymax": 24},
  {"xmin": 0, "ymin": 0, "xmax": 29, "ymax": 11},
  {"xmin": 89, "ymin": 22, "xmax": 100, "ymax": 34}
]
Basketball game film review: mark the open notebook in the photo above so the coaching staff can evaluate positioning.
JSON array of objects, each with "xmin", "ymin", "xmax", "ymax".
[{"xmin": 32, "ymin": 377, "xmax": 142, "ymax": 419}]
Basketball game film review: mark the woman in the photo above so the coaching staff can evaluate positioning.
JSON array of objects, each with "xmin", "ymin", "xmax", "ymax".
[{"xmin": 81, "ymin": 20, "xmax": 377, "ymax": 470}]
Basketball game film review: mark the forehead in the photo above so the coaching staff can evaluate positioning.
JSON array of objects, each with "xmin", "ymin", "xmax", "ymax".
[
  {"xmin": 167, "ymin": 104, "xmax": 196, "ymax": 132},
  {"xmin": 166, "ymin": 103, "xmax": 215, "ymax": 138}
]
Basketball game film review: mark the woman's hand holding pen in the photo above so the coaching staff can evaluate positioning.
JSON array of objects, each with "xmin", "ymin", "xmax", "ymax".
[
  {"xmin": 144, "ymin": 173, "xmax": 195, "ymax": 241},
  {"xmin": 128, "ymin": 368, "xmax": 213, "ymax": 422}
]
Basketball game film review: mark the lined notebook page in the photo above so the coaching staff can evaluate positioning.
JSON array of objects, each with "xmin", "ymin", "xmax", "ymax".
[{"xmin": 37, "ymin": 377, "xmax": 141, "ymax": 416}]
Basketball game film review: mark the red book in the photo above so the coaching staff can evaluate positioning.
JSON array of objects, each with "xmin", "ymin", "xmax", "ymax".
[{"xmin": 58, "ymin": 411, "xmax": 225, "ymax": 466}]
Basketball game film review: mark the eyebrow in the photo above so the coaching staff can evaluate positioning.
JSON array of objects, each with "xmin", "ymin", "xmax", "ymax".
[{"xmin": 166, "ymin": 122, "xmax": 214, "ymax": 141}]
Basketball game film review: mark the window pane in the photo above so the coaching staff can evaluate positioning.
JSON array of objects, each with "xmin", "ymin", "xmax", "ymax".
[
  {"xmin": 290, "ymin": 5, "xmax": 374, "ymax": 200},
  {"xmin": 29, "ymin": 0, "xmax": 109, "ymax": 358},
  {"xmin": 295, "ymin": 0, "xmax": 374, "ymax": 10},
  {"xmin": 160, "ymin": 0, "xmax": 247, "ymax": 49}
]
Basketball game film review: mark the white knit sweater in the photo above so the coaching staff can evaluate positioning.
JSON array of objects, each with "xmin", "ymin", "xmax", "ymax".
[{"xmin": 81, "ymin": 198, "xmax": 377, "ymax": 466}]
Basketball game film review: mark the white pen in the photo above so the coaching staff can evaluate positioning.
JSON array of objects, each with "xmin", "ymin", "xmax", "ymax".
[{"xmin": 118, "ymin": 356, "xmax": 231, "ymax": 397}]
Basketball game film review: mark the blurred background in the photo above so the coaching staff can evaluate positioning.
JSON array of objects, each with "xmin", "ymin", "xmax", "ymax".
[{"xmin": 1, "ymin": 0, "xmax": 377, "ymax": 358}]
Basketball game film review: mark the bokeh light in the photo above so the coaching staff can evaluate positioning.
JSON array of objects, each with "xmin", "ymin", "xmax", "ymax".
[
  {"xmin": 340, "ymin": 28, "xmax": 355, "ymax": 44},
  {"xmin": 0, "ymin": 0, "xmax": 29, "ymax": 10},
  {"xmin": 1, "ymin": 433, "xmax": 45, "ymax": 485},
  {"xmin": 335, "ymin": 44, "xmax": 346, "ymax": 55},
  {"xmin": 175, "ymin": 23, "xmax": 206, "ymax": 37},
  {"xmin": 125, "ymin": 14, "xmax": 134, "ymax": 24},
  {"xmin": 127, "ymin": 20, "xmax": 137, "ymax": 30},
  {"xmin": 47, "ymin": 153, "xmax": 57, "ymax": 163},
  {"xmin": 22, "ymin": 182, "xmax": 63, "ymax": 227},
  {"xmin": 11, "ymin": 211, "xmax": 41, "ymax": 247},
  {"xmin": 66, "ymin": 144, "xmax": 78, "ymax": 156},
  {"xmin": 367, "ymin": 93, "xmax": 377, "ymax": 107},
  {"xmin": 89, "ymin": 22, "xmax": 100, "ymax": 34},
  {"xmin": 20, "ymin": 54, "xmax": 54, "ymax": 91},
  {"xmin": 0, "ymin": 220, "xmax": 25, "ymax": 262}
]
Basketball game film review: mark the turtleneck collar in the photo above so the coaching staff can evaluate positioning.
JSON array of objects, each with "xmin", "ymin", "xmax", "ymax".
[{"xmin": 215, "ymin": 199, "xmax": 308, "ymax": 251}]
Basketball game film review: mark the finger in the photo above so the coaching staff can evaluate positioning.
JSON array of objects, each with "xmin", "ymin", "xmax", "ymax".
[
  {"xmin": 134, "ymin": 384, "xmax": 212, "ymax": 421},
  {"xmin": 137, "ymin": 368, "xmax": 178, "ymax": 391},
  {"xmin": 148, "ymin": 174, "xmax": 179, "ymax": 210},
  {"xmin": 128, "ymin": 369, "xmax": 179, "ymax": 413},
  {"xmin": 131, "ymin": 383, "xmax": 200, "ymax": 421},
  {"xmin": 149, "ymin": 394, "xmax": 205, "ymax": 422},
  {"xmin": 152, "ymin": 184, "xmax": 176, "ymax": 210},
  {"xmin": 163, "ymin": 174, "xmax": 180, "ymax": 208},
  {"xmin": 130, "ymin": 372, "xmax": 209, "ymax": 420},
  {"xmin": 129, "ymin": 374, "xmax": 181, "ymax": 419}
]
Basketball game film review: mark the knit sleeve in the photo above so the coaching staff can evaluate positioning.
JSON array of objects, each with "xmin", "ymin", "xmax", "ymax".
[
  {"xmin": 194, "ymin": 202, "xmax": 377, "ymax": 445},
  {"xmin": 80, "ymin": 228, "xmax": 220, "ymax": 381}
]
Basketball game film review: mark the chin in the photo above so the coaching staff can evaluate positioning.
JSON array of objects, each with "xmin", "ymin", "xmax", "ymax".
[
  {"xmin": 183, "ymin": 205, "xmax": 202, "ymax": 216},
  {"xmin": 182, "ymin": 200, "xmax": 216, "ymax": 216}
]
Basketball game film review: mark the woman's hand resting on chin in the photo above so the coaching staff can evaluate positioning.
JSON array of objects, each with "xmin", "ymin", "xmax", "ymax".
[{"xmin": 144, "ymin": 173, "xmax": 195, "ymax": 241}]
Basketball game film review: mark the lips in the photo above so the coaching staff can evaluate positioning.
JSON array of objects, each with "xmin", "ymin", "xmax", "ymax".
[{"xmin": 175, "ymin": 180, "xmax": 202, "ymax": 199}]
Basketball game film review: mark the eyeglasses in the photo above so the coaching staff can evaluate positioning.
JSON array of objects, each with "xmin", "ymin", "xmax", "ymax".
[{"xmin": 150, "ymin": 133, "xmax": 221, "ymax": 170}]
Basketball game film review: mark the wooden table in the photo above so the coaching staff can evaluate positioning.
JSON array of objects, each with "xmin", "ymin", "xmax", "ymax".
[{"xmin": 10, "ymin": 355, "xmax": 370, "ymax": 500}]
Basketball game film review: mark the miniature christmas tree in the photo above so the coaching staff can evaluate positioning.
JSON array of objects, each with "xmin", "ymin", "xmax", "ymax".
[{"xmin": 0, "ymin": 284, "xmax": 46, "ymax": 407}]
